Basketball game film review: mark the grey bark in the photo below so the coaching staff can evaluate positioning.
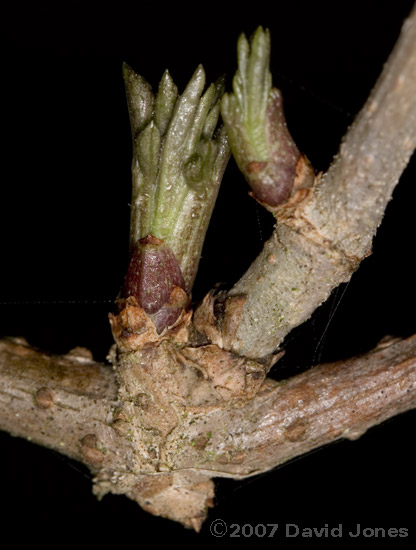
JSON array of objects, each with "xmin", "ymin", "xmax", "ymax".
[
  {"xmin": 1, "ymin": 333, "xmax": 415, "ymax": 523},
  {"xmin": 0, "ymin": 4, "xmax": 415, "ymax": 532},
  {"xmin": 226, "ymin": 5, "xmax": 416, "ymax": 359}
]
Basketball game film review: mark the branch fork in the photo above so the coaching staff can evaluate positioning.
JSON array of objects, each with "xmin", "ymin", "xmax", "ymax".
[{"xmin": 1, "ymin": 7, "xmax": 416, "ymax": 532}]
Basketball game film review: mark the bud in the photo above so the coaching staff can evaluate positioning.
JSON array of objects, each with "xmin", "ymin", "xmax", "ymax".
[
  {"xmin": 222, "ymin": 27, "xmax": 308, "ymax": 209},
  {"xmin": 122, "ymin": 235, "xmax": 189, "ymax": 333}
]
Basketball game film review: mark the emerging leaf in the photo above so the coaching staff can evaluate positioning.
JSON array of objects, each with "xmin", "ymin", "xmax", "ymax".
[
  {"xmin": 221, "ymin": 27, "xmax": 301, "ymax": 207},
  {"xmin": 122, "ymin": 63, "xmax": 230, "ymax": 331}
]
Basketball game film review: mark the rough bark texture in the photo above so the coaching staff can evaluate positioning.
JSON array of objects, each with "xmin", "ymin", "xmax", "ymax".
[
  {"xmin": 1, "ymin": 330, "xmax": 415, "ymax": 529},
  {"xmin": 224, "ymin": 5, "xmax": 416, "ymax": 359},
  {"xmin": 0, "ymin": 338, "xmax": 119, "ymax": 462},
  {"xmin": 1, "ymin": 4, "xmax": 416, "ymax": 534}
]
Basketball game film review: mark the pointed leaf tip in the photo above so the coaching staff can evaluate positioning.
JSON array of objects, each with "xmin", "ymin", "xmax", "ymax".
[
  {"xmin": 188, "ymin": 64, "xmax": 206, "ymax": 94},
  {"xmin": 155, "ymin": 69, "xmax": 179, "ymax": 136},
  {"xmin": 123, "ymin": 63, "xmax": 155, "ymax": 137}
]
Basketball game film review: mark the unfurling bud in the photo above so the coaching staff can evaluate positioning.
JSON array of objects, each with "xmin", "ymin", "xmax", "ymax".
[
  {"xmin": 119, "ymin": 63, "xmax": 231, "ymax": 335},
  {"xmin": 247, "ymin": 88, "xmax": 300, "ymax": 205},
  {"xmin": 122, "ymin": 235, "xmax": 189, "ymax": 333},
  {"xmin": 123, "ymin": 63, "xmax": 229, "ymax": 294},
  {"xmin": 221, "ymin": 27, "xmax": 311, "ymax": 209}
]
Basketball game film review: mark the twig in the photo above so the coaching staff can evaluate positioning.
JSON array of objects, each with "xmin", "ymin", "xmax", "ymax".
[{"xmin": 225, "ymin": 5, "xmax": 416, "ymax": 359}]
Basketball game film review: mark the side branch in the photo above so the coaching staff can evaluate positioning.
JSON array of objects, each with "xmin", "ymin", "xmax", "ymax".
[
  {"xmin": 168, "ymin": 334, "xmax": 416, "ymax": 477},
  {"xmin": 225, "ymin": 6, "xmax": 416, "ymax": 358}
]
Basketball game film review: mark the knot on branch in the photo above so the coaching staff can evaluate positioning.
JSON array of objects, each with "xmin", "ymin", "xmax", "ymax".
[{"xmin": 110, "ymin": 297, "xmax": 271, "ymax": 407}]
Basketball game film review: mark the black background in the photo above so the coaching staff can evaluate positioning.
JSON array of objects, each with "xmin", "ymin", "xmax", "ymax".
[{"xmin": 2, "ymin": 1, "xmax": 415, "ymax": 546}]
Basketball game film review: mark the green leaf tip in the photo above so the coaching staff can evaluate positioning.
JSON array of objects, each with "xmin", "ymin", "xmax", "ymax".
[
  {"xmin": 123, "ymin": 62, "xmax": 155, "ymax": 137},
  {"xmin": 154, "ymin": 70, "xmax": 178, "ymax": 136},
  {"xmin": 222, "ymin": 27, "xmax": 304, "ymax": 208},
  {"xmin": 230, "ymin": 26, "xmax": 272, "ymax": 160},
  {"xmin": 124, "ymin": 62, "xmax": 230, "ymax": 293}
]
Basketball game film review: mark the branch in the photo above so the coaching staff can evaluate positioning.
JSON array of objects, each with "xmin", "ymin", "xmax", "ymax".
[
  {"xmin": 168, "ymin": 334, "xmax": 416, "ymax": 477},
  {"xmin": 1, "ymin": 332, "xmax": 415, "ymax": 527},
  {"xmin": 2, "ymin": 7, "xmax": 416, "ymax": 533},
  {"xmin": 0, "ymin": 338, "xmax": 120, "ymax": 467},
  {"xmin": 223, "ymin": 6, "xmax": 416, "ymax": 358}
]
